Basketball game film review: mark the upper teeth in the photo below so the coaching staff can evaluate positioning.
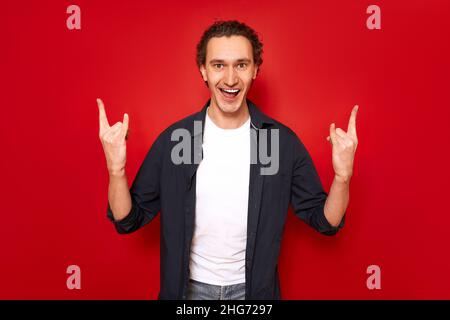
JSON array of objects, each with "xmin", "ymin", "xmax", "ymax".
[{"xmin": 223, "ymin": 89, "xmax": 239, "ymax": 93}]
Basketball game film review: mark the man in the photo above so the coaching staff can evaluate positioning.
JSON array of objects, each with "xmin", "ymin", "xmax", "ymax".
[{"xmin": 98, "ymin": 20, "xmax": 358, "ymax": 300}]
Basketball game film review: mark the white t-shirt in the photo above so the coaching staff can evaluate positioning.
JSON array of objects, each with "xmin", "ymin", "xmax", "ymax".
[{"xmin": 189, "ymin": 107, "xmax": 251, "ymax": 285}]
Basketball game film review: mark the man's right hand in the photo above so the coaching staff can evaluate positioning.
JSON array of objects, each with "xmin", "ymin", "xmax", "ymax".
[{"xmin": 97, "ymin": 98, "xmax": 129, "ymax": 176}]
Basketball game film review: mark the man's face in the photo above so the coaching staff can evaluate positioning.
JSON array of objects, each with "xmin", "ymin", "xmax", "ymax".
[{"xmin": 200, "ymin": 35, "xmax": 258, "ymax": 114}]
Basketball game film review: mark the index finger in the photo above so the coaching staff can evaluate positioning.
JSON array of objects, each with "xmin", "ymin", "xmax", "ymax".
[
  {"xmin": 347, "ymin": 105, "xmax": 358, "ymax": 137},
  {"xmin": 121, "ymin": 113, "xmax": 129, "ymax": 139},
  {"xmin": 97, "ymin": 98, "xmax": 110, "ymax": 130}
]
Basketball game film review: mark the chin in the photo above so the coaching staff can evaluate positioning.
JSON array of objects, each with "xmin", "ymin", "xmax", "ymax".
[{"xmin": 216, "ymin": 98, "xmax": 244, "ymax": 114}]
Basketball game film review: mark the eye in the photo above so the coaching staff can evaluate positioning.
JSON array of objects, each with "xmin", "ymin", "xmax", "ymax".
[
  {"xmin": 214, "ymin": 63, "xmax": 224, "ymax": 69},
  {"xmin": 237, "ymin": 63, "xmax": 247, "ymax": 69}
]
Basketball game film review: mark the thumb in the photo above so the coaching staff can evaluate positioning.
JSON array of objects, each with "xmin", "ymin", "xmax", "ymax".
[{"xmin": 329, "ymin": 123, "xmax": 337, "ymax": 144}]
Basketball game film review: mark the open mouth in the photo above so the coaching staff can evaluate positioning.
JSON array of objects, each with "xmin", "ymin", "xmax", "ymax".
[{"xmin": 219, "ymin": 88, "xmax": 241, "ymax": 100}]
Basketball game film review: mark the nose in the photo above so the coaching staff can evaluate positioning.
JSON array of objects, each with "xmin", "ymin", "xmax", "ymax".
[{"xmin": 224, "ymin": 65, "xmax": 238, "ymax": 87}]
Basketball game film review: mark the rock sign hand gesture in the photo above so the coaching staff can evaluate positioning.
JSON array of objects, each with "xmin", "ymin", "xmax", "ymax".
[{"xmin": 97, "ymin": 98, "xmax": 129, "ymax": 176}]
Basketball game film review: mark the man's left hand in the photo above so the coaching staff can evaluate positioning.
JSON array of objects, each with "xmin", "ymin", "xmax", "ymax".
[{"xmin": 326, "ymin": 105, "xmax": 359, "ymax": 182}]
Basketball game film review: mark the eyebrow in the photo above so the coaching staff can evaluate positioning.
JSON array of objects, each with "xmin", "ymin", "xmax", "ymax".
[{"xmin": 209, "ymin": 58, "xmax": 252, "ymax": 64}]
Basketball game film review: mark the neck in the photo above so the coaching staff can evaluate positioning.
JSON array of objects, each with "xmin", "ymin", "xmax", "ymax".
[{"xmin": 207, "ymin": 100, "xmax": 250, "ymax": 129}]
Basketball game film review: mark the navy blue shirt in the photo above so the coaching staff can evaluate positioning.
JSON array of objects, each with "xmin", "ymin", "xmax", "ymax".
[{"xmin": 107, "ymin": 99, "xmax": 344, "ymax": 299}]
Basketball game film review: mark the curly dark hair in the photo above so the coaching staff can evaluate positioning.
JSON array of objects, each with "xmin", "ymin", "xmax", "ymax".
[{"xmin": 196, "ymin": 20, "xmax": 263, "ymax": 69}]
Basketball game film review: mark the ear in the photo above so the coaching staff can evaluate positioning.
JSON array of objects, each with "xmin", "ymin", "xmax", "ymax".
[
  {"xmin": 200, "ymin": 64, "xmax": 207, "ymax": 82},
  {"xmin": 253, "ymin": 65, "xmax": 259, "ymax": 79}
]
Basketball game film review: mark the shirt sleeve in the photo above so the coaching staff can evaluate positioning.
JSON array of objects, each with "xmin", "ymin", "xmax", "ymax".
[
  {"xmin": 290, "ymin": 134, "xmax": 345, "ymax": 236},
  {"xmin": 106, "ymin": 133, "xmax": 164, "ymax": 234}
]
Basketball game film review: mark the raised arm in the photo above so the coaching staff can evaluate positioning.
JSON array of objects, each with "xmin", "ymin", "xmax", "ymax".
[
  {"xmin": 324, "ymin": 105, "xmax": 359, "ymax": 227},
  {"xmin": 97, "ymin": 98, "xmax": 131, "ymax": 221}
]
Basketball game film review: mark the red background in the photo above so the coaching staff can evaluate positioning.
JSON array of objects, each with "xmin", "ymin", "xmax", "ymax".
[{"xmin": 2, "ymin": 0, "xmax": 450, "ymax": 299}]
